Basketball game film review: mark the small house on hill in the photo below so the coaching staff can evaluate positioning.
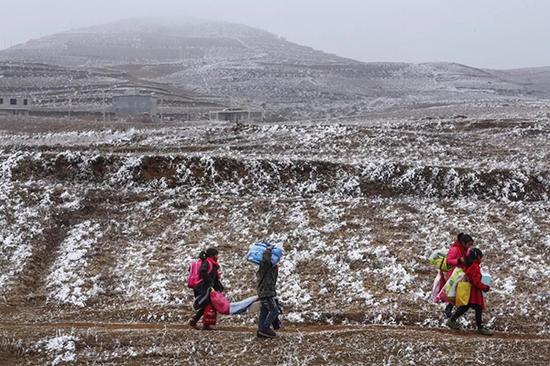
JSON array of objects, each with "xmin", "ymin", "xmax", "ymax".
[
  {"xmin": 0, "ymin": 95, "xmax": 32, "ymax": 116},
  {"xmin": 209, "ymin": 108, "xmax": 264, "ymax": 123},
  {"xmin": 112, "ymin": 91, "xmax": 157, "ymax": 121}
]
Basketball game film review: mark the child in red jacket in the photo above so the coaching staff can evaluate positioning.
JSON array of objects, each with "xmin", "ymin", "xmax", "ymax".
[{"xmin": 446, "ymin": 248, "xmax": 493, "ymax": 336}]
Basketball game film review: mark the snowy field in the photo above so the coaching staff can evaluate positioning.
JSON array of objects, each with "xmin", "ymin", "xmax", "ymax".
[{"xmin": 1, "ymin": 106, "xmax": 549, "ymax": 365}]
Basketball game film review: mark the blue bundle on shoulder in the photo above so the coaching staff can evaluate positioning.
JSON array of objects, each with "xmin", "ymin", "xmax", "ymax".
[{"xmin": 246, "ymin": 242, "xmax": 284, "ymax": 266}]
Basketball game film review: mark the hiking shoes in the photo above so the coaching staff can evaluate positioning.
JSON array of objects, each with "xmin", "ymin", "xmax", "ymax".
[
  {"xmin": 446, "ymin": 319, "xmax": 460, "ymax": 330},
  {"xmin": 444, "ymin": 305, "xmax": 453, "ymax": 319},
  {"xmin": 478, "ymin": 327, "xmax": 494, "ymax": 336},
  {"xmin": 203, "ymin": 325, "xmax": 215, "ymax": 331},
  {"xmin": 257, "ymin": 328, "xmax": 277, "ymax": 338},
  {"xmin": 189, "ymin": 319, "xmax": 199, "ymax": 330}
]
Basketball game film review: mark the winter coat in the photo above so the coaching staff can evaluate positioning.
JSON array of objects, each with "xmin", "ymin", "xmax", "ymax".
[
  {"xmin": 193, "ymin": 257, "xmax": 224, "ymax": 310},
  {"xmin": 445, "ymin": 240, "xmax": 468, "ymax": 280},
  {"xmin": 256, "ymin": 248, "xmax": 278, "ymax": 299},
  {"xmin": 199, "ymin": 257, "xmax": 224, "ymax": 292},
  {"xmin": 464, "ymin": 260, "xmax": 488, "ymax": 309}
]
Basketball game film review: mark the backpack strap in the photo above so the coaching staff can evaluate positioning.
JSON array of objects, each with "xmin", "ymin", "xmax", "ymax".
[{"xmin": 438, "ymin": 259, "xmax": 446, "ymax": 291}]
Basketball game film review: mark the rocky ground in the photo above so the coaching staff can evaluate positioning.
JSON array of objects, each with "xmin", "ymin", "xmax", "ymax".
[{"xmin": 1, "ymin": 103, "xmax": 549, "ymax": 365}]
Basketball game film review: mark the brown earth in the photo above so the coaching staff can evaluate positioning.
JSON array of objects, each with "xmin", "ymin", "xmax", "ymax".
[
  {"xmin": 1, "ymin": 321, "xmax": 549, "ymax": 365},
  {"xmin": 1, "ymin": 113, "xmax": 550, "ymax": 365}
]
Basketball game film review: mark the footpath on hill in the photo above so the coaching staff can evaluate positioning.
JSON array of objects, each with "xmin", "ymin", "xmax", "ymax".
[
  {"xmin": 1, "ymin": 321, "xmax": 548, "ymax": 341},
  {"xmin": 1, "ymin": 320, "xmax": 549, "ymax": 365}
]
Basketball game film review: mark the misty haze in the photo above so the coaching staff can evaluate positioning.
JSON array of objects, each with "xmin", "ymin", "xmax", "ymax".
[{"xmin": 1, "ymin": 2, "xmax": 549, "ymax": 365}]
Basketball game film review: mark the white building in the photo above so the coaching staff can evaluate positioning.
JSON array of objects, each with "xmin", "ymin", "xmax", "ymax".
[
  {"xmin": 112, "ymin": 92, "xmax": 157, "ymax": 117},
  {"xmin": 209, "ymin": 108, "xmax": 264, "ymax": 123},
  {"xmin": 0, "ymin": 95, "xmax": 32, "ymax": 115}
]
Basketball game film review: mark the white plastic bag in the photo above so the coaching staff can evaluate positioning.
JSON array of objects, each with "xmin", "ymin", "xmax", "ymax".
[
  {"xmin": 431, "ymin": 273, "xmax": 442, "ymax": 303},
  {"xmin": 481, "ymin": 272, "xmax": 492, "ymax": 299}
]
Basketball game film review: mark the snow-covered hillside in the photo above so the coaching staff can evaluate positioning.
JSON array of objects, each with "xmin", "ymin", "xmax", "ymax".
[
  {"xmin": 1, "ymin": 108, "xmax": 549, "ymax": 364},
  {"xmin": 1, "ymin": 110, "xmax": 549, "ymax": 330},
  {"xmin": 2, "ymin": 18, "xmax": 550, "ymax": 120}
]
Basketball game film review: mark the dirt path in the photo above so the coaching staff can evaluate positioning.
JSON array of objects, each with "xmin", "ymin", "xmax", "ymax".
[
  {"xmin": 2, "ymin": 321, "xmax": 549, "ymax": 365},
  {"xmin": 1, "ymin": 321, "xmax": 548, "ymax": 341}
]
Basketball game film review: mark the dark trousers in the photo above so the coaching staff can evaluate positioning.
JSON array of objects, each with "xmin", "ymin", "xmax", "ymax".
[
  {"xmin": 193, "ymin": 306, "xmax": 206, "ymax": 322},
  {"xmin": 451, "ymin": 304, "xmax": 483, "ymax": 329},
  {"xmin": 445, "ymin": 303, "xmax": 454, "ymax": 316},
  {"xmin": 258, "ymin": 296, "xmax": 279, "ymax": 331},
  {"xmin": 192, "ymin": 288, "xmax": 210, "ymax": 322}
]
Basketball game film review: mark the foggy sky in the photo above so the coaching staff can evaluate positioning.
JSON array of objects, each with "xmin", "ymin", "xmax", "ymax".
[{"xmin": 1, "ymin": 0, "xmax": 549, "ymax": 69}]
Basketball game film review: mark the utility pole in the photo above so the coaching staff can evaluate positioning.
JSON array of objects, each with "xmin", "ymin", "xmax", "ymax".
[{"xmin": 103, "ymin": 89, "xmax": 106, "ymax": 125}]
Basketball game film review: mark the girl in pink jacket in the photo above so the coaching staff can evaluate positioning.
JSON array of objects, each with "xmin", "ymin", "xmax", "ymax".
[{"xmin": 444, "ymin": 233, "xmax": 473, "ymax": 318}]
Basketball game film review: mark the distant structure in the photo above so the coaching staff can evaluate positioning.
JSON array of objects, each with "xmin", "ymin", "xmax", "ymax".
[
  {"xmin": 0, "ymin": 95, "xmax": 31, "ymax": 116},
  {"xmin": 112, "ymin": 90, "xmax": 157, "ymax": 121},
  {"xmin": 209, "ymin": 108, "xmax": 264, "ymax": 123}
]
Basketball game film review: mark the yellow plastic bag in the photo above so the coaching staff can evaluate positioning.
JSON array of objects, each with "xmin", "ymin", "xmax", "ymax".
[
  {"xmin": 455, "ymin": 281, "xmax": 472, "ymax": 307},
  {"xmin": 442, "ymin": 268, "xmax": 464, "ymax": 300}
]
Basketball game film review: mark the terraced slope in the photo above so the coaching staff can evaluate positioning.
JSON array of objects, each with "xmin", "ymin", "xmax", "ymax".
[
  {"xmin": 3, "ymin": 18, "xmax": 549, "ymax": 120},
  {"xmin": 1, "ymin": 107, "xmax": 549, "ymax": 364}
]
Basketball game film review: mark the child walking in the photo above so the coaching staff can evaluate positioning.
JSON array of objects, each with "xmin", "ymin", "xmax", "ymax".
[
  {"xmin": 446, "ymin": 248, "xmax": 493, "ymax": 336},
  {"xmin": 189, "ymin": 248, "xmax": 224, "ymax": 330},
  {"xmin": 256, "ymin": 245, "xmax": 280, "ymax": 338},
  {"xmin": 444, "ymin": 233, "xmax": 474, "ymax": 318}
]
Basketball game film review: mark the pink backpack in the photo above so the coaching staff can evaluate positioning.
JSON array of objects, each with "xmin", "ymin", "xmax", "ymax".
[{"xmin": 187, "ymin": 260, "xmax": 204, "ymax": 288}]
